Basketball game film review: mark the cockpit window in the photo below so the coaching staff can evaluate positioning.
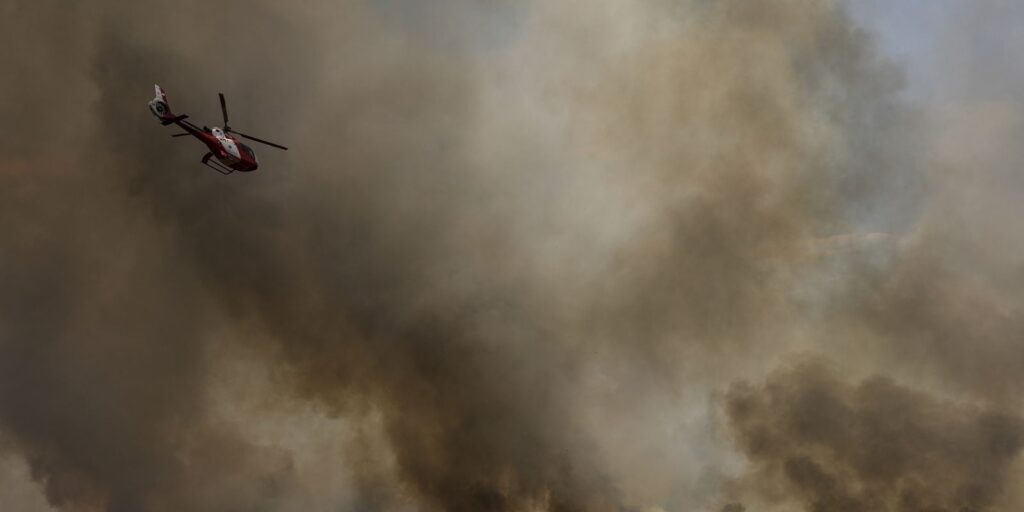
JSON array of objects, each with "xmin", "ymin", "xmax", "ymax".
[{"xmin": 240, "ymin": 143, "xmax": 257, "ymax": 161}]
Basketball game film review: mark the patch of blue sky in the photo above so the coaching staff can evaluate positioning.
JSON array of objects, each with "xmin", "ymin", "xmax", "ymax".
[{"xmin": 843, "ymin": 0, "xmax": 957, "ymax": 102}]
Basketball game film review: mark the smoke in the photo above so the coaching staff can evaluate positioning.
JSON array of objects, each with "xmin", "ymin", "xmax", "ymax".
[
  {"xmin": 724, "ymin": 360, "xmax": 1024, "ymax": 512},
  {"xmin": 2, "ymin": 0, "xmax": 1023, "ymax": 511},
  {"xmin": 836, "ymin": 0, "xmax": 1024, "ymax": 406}
]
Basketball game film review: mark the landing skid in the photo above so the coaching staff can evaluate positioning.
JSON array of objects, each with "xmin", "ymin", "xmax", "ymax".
[{"xmin": 201, "ymin": 152, "xmax": 234, "ymax": 175}]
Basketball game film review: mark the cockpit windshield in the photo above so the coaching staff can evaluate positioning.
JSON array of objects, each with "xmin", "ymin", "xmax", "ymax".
[{"xmin": 239, "ymin": 143, "xmax": 258, "ymax": 162}]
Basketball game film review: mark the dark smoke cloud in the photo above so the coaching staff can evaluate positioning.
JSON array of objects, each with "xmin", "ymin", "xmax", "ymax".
[
  {"xmin": 2, "ymin": 0, "xmax": 1023, "ymax": 511},
  {"xmin": 725, "ymin": 361, "xmax": 1024, "ymax": 512}
]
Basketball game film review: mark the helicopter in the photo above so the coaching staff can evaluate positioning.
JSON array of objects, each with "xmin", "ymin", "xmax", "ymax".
[{"xmin": 148, "ymin": 85, "xmax": 287, "ymax": 174}]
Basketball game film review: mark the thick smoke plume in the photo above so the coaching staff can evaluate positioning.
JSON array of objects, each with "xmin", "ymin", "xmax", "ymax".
[
  {"xmin": 725, "ymin": 361, "xmax": 1024, "ymax": 511},
  {"xmin": 2, "ymin": 1, "xmax": 1024, "ymax": 511}
]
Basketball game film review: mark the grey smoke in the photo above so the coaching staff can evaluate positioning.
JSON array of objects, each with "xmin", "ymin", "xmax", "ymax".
[{"xmin": 1, "ymin": 1, "xmax": 1023, "ymax": 511}]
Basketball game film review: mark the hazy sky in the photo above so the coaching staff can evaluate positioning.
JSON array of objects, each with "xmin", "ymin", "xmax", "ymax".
[{"xmin": 846, "ymin": 0, "xmax": 954, "ymax": 98}]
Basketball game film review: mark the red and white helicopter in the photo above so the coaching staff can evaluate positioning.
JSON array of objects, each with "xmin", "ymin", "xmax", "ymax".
[{"xmin": 148, "ymin": 85, "xmax": 287, "ymax": 174}]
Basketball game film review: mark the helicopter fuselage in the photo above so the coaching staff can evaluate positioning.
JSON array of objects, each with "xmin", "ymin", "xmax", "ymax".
[{"xmin": 201, "ymin": 128, "xmax": 260, "ymax": 172}]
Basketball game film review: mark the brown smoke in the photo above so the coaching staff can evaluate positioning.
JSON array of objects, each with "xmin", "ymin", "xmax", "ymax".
[
  {"xmin": 2, "ymin": 0, "xmax": 1023, "ymax": 511},
  {"xmin": 725, "ymin": 360, "xmax": 1024, "ymax": 512}
]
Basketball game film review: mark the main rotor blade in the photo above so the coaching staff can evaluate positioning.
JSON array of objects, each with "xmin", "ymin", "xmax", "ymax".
[
  {"xmin": 218, "ymin": 93, "xmax": 229, "ymax": 129},
  {"xmin": 231, "ymin": 130, "xmax": 288, "ymax": 151},
  {"xmin": 171, "ymin": 133, "xmax": 191, "ymax": 137}
]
